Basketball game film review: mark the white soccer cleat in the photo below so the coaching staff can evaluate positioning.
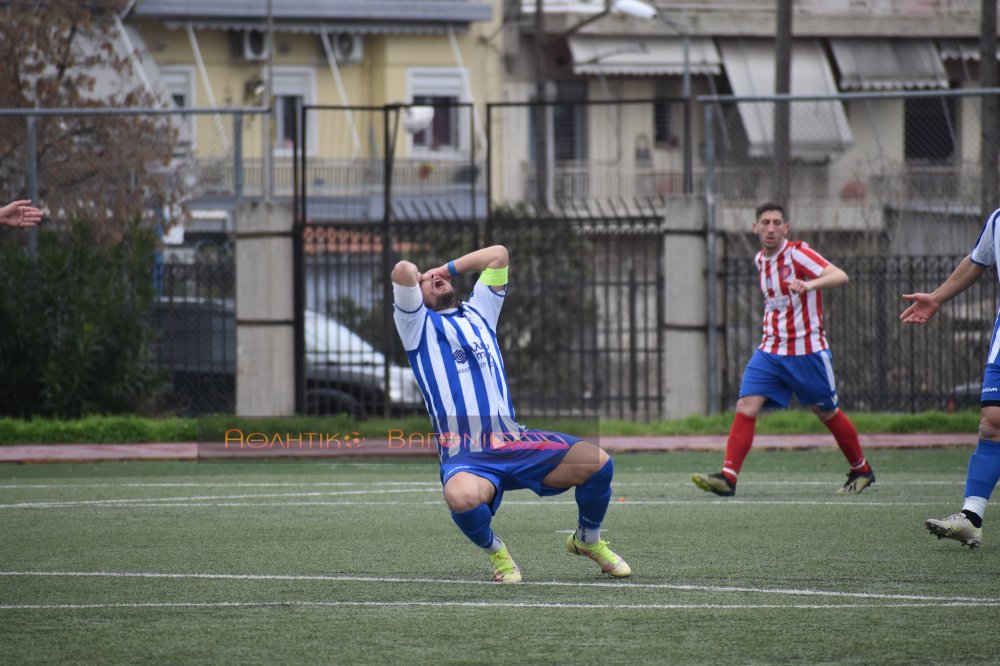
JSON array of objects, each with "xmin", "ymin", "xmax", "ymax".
[{"xmin": 925, "ymin": 513, "xmax": 982, "ymax": 549}]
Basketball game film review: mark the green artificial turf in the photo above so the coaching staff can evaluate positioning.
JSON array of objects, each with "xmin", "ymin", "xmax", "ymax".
[{"xmin": 1, "ymin": 447, "xmax": 998, "ymax": 664}]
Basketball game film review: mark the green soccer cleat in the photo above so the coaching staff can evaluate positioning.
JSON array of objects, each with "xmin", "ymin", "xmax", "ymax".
[
  {"xmin": 566, "ymin": 534, "xmax": 632, "ymax": 578},
  {"xmin": 836, "ymin": 469, "xmax": 876, "ymax": 495},
  {"xmin": 925, "ymin": 513, "xmax": 983, "ymax": 549},
  {"xmin": 691, "ymin": 472, "xmax": 736, "ymax": 497},
  {"xmin": 487, "ymin": 544, "xmax": 523, "ymax": 583}
]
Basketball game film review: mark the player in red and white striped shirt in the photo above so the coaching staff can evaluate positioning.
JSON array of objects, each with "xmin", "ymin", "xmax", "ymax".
[{"xmin": 692, "ymin": 202, "xmax": 875, "ymax": 496}]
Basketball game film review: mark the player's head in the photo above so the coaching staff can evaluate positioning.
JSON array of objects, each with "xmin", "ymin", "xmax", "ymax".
[
  {"xmin": 753, "ymin": 202, "xmax": 788, "ymax": 253},
  {"xmin": 420, "ymin": 272, "xmax": 458, "ymax": 311}
]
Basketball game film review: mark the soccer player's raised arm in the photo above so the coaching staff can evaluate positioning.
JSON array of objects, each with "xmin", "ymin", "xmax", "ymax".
[
  {"xmin": 900, "ymin": 256, "xmax": 986, "ymax": 325},
  {"xmin": 391, "ymin": 260, "xmax": 420, "ymax": 287}
]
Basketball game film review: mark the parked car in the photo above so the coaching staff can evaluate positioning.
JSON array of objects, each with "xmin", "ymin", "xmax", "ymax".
[{"xmin": 153, "ymin": 298, "xmax": 423, "ymax": 417}]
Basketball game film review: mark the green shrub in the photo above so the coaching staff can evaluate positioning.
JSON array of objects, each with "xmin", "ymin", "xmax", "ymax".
[{"xmin": 0, "ymin": 219, "xmax": 163, "ymax": 417}]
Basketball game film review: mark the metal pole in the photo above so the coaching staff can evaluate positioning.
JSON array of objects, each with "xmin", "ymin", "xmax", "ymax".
[
  {"xmin": 705, "ymin": 103, "xmax": 719, "ymax": 414},
  {"xmin": 682, "ymin": 32, "xmax": 692, "ymax": 194},
  {"xmin": 532, "ymin": 0, "xmax": 549, "ymax": 211},
  {"xmin": 772, "ymin": 0, "xmax": 792, "ymax": 204},
  {"xmin": 382, "ymin": 106, "xmax": 395, "ymax": 418},
  {"xmin": 263, "ymin": 0, "xmax": 274, "ymax": 202},
  {"xmin": 233, "ymin": 111, "xmax": 244, "ymax": 203},
  {"xmin": 981, "ymin": 0, "xmax": 999, "ymax": 218},
  {"xmin": 26, "ymin": 115, "xmax": 38, "ymax": 259}
]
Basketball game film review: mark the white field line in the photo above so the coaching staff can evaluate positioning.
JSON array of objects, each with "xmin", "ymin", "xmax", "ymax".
[
  {"xmin": 0, "ymin": 497, "xmax": 956, "ymax": 510},
  {"xmin": 2, "ymin": 570, "xmax": 998, "ymax": 604},
  {"xmin": 0, "ymin": 481, "xmax": 440, "ymax": 490},
  {"xmin": 0, "ymin": 488, "xmax": 442, "ymax": 509},
  {"xmin": 0, "ymin": 479, "xmax": 965, "ymax": 490},
  {"xmin": 2, "ymin": 600, "xmax": 998, "ymax": 611}
]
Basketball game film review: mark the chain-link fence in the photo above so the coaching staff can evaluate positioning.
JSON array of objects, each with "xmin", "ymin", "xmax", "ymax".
[
  {"xmin": 0, "ymin": 107, "xmax": 260, "ymax": 417},
  {"xmin": 723, "ymin": 255, "xmax": 998, "ymax": 412},
  {"xmin": 707, "ymin": 89, "xmax": 1000, "ymax": 412}
]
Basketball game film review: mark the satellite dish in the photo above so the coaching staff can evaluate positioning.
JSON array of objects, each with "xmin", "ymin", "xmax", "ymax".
[{"xmin": 403, "ymin": 106, "xmax": 435, "ymax": 134}]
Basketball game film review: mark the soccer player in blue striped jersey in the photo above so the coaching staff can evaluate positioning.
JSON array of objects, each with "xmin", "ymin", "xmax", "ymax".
[
  {"xmin": 901, "ymin": 207, "xmax": 1000, "ymax": 549},
  {"xmin": 391, "ymin": 245, "xmax": 631, "ymax": 582}
]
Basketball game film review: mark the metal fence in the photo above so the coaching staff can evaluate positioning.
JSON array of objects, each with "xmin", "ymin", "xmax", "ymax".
[
  {"xmin": 297, "ymin": 103, "xmax": 665, "ymax": 419},
  {"xmin": 723, "ymin": 255, "xmax": 999, "ymax": 412}
]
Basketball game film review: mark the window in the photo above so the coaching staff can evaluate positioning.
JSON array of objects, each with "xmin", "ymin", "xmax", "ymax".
[
  {"xmin": 905, "ymin": 96, "xmax": 956, "ymax": 162},
  {"xmin": 407, "ymin": 68, "xmax": 468, "ymax": 155},
  {"xmin": 412, "ymin": 95, "xmax": 458, "ymax": 151},
  {"xmin": 271, "ymin": 68, "xmax": 316, "ymax": 155},
  {"xmin": 160, "ymin": 67, "xmax": 195, "ymax": 154},
  {"xmin": 653, "ymin": 83, "xmax": 675, "ymax": 148},
  {"xmin": 553, "ymin": 82, "xmax": 587, "ymax": 161}
]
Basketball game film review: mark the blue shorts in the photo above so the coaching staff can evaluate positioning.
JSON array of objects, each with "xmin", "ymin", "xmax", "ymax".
[
  {"xmin": 982, "ymin": 363, "xmax": 1000, "ymax": 405},
  {"xmin": 439, "ymin": 430, "xmax": 581, "ymax": 515},
  {"xmin": 739, "ymin": 349, "xmax": 840, "ymax": 411}
]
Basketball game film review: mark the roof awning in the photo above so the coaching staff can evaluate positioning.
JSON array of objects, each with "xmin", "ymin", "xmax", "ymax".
[
  {"xmin": 567, "ymin": 35, "xmax": 721, "ymax": 76},
  {"xmin": 162, "ymin": 20, "xmax": 453, "ymax": 35},
  {"xmin": 718, "ymin": 38, "xmax": 853, "ymax": 160},
  {"xmin": 939, "ymin": 39, "xmax": 1000, "ymax": 61},
  {"xmin": 829, "ymin": 39, "xmax": 947, "ymax": 90}
]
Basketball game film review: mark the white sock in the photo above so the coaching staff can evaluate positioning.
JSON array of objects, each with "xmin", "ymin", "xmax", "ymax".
[
  {"xmin": 483, "ymin": 536, "xmax": 503, "ymax": 554},
  {"xmin": 962, "ymin": 496, "xmax": 988, "ymax": 520},
  {"xmin": 574, "ymin": 526, "xmax": 601, "ymax": 545}
]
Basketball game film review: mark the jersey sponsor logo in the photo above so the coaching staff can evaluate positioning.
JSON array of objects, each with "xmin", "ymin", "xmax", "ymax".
[
  {"xmin": 453, "ymin": 349, "xmax": 468, "ymax": 364},
  {"xmin": 765, "ymin": 295, "xmax": 790, "ymax": 312}
]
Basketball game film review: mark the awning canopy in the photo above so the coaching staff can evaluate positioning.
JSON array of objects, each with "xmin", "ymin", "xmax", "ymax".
[
  {"xmin": 939, "ymin": 39, "xmax": 1000, "ymax": 62},
  {"xmin": 718, "ymin": 38, "xmax": 853, "ymax": 160},
  {"xmin": 567, "ymin": 35, "xmax": 722, "ymax": 76},
  {"xmin": 829, "ymin": 39, "xmax": 947, "ymax": 90},
  {"xmin": 135, "ymin": 0, "xmax": 493, "ymax": 23},
  {"xmin": 162, "ymin": 19, "xmax": 452, "ymax": 35}
]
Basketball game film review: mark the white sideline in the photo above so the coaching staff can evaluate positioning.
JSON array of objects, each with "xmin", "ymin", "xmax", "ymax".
[
  {"xmin": 2, "ymin": 570, "xmax": 998, "ymax": 604},
  {"xmin": 2, "ymin": 600, "xmax": 998, "ymax": 611},
  {"xmin": 0, "ymin": 497, "xmax": 960, "ymax": 509}
]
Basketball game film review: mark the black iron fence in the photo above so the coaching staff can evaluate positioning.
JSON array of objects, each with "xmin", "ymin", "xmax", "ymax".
[
  {"xmin": 722, "ymin": 253, "xmax": 998, "ymax": 412},
  {"xmin": 151, "ymin": 256, "xmax": 236, "ymax": 416},
  {"xmin": 300, "ymin": 204, "xmax": 665, "ymax": 420}
]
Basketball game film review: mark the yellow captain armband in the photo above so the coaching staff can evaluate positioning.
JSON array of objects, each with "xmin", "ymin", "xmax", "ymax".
[{"xmin": 479, "ymin": 266, "xmax": 509, "ymax": 286}]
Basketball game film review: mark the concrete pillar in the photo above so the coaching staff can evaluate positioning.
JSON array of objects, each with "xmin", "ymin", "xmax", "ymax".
[
  {"xmin": 235, "ymin": 200, "xmax": 295, "ymax": 416},
  {"xmin": 661, "ymin": 198, "xmax": 711, "ymax": 416}
]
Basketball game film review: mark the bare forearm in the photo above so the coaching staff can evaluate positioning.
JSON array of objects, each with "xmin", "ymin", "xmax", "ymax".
[
  {"xmin": 930, "ymin": 256, "xmax": 986, "ymax": 305},
  {"xmin": 808, "ymin": 265, "xmax": 848, "ymax": 291},
  {"xmin": 450, "ymin": 245, "xmax": 508, "ymax": 274}
]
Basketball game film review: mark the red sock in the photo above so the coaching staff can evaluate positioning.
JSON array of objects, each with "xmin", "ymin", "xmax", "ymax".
[
  {"xmin": 824, "ymin": 410, "xmax": 869, "ymax": 471},
  {"xmin": 722, "ymin": 412, "xmax": 756, "ymax": 483}
]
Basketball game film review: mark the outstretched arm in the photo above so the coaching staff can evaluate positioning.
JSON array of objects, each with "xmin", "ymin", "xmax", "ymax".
[
  {"xmin": 787, "ymin": 263, "xmax": 848, "ymax": 294},
  {"xmin": 0, "ymin": 200, "xmax": 42, "ymax": 228},
  {"xmin": 900, "ymin": 256, "xmax": 986, "ymax": 325}
]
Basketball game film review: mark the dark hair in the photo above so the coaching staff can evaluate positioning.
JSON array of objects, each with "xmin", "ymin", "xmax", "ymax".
[{"xmin": 755, "ymin": 202, "xmax": 785, "ymax": 220}]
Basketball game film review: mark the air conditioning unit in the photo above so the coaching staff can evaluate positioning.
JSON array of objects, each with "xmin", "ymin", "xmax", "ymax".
[
  {"xmin": 241, "ymin": 29, "xmax": 270, "ymax": 62},
  {"xmin": 329, "ymin": 33, "xmax": 363, "ymax": 64}
]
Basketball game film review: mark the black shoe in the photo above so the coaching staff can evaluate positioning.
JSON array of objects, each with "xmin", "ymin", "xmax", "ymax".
[
  {"xmin": 691, "ymin": 472, "xmax": 736, "ymax": 497},
  {"xmin": 836, "ymin": 468, "xmax": 875, "ymax": 495}
]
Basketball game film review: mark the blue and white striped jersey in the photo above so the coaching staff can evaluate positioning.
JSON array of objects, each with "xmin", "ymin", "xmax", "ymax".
[
  {"xmin": 393, "ymin": 280, "xmax": 524, "ymax": 459},
  {"xmin": 970, "ymin": 208, "xmax": 1000, "ymax": 364}
]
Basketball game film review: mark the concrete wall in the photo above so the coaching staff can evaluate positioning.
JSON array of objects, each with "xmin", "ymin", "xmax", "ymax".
[
  {"xmin": 661, "ymin": 198, "xmax": 711, "ymax": 416},
  {"xmin": 235, "ymin": 200, "xmax": 295, "ymax": 416}
]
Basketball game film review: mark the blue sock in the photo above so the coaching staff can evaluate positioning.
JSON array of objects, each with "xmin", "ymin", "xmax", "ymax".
[
  {"xmin": 451, "ymin": 504, "xmax": 495, "ymax": 550},
  {"xmin": 574, "ymin": 458, "xmax": 614, "ymax": 545},
  {"xmin": 965, "ymin": 439, "xmax": 1000, "ymax": 500}
]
